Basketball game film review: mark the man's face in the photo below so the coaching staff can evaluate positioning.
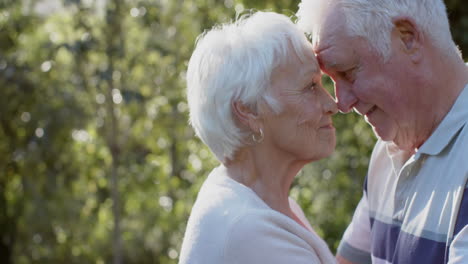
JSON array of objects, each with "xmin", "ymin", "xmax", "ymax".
[{"xmin": 314, "ymin": 10, "xmax": 423, "ymax": 150}]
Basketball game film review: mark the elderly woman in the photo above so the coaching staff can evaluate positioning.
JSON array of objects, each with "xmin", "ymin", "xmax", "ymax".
[{"xmin": 179, "ymin": 11, "xmax": 338, "ymax": 264}]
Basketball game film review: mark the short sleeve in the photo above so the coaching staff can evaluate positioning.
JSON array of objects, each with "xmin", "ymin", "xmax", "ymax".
[
  {"xmin": 337, "ymin": 195, "xmax": 372, "ymax": 264},
  {"xmin": 224, "ymin": 213, "xmax": 323, "ymax": 264},
  {"xmin": 448, "ymin": 225, "xmax": 468, "ymax": 264}
]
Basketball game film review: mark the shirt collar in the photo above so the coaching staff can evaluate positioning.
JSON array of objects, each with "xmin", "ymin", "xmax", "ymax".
[{"xmin": 417, "ymin": 83, "xmax": 468, "ymax": 156}]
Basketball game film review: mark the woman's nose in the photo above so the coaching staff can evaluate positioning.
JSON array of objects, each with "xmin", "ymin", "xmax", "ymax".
[
  {"xmin": 325, "ymin": 96, "xmax": 338, "ymax": 115},
  {"xmin": 321, "ymin": 87, "xmax": 338, "ymax": 115}
]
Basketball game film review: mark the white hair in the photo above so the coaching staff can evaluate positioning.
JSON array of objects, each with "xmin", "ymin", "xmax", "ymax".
[
  {"xmin": 297, "ymin": 0, "xmax": 457, "ymax": 59},
  {"xmin": 186, "ymin": 11, "xmax": 312, "ymax": 163}
]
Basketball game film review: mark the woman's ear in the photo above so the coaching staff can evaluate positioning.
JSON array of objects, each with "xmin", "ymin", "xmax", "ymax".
[
  {"xmin": 392, "ymin": 16, "xmax": 423, "ymax": 62},
  {"xmin": 232, "ymin": 101, "xmax": 260, "ymax": 131}
]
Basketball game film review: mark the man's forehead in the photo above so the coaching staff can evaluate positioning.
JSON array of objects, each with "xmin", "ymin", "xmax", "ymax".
[
  {"xmin": 313, "ymin": 6, "xmax": 347, "ymax": 53},
  {"xmin": 313, "ymin": 34, "xmax": 339, "ymax": 68}
]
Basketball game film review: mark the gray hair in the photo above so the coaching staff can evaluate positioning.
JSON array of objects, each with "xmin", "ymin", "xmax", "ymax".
[
  {"xmin": 297, "ymin": 0, "xmax": 457, "ymax": 60},
  {"xmin": 186, "ymin": 11, "xmax": 312, "ymax": 163}
]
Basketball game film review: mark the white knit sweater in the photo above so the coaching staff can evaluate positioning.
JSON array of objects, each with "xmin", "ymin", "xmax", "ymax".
[{"xmin": 179, "ymin": 166, "xmax": 337, "ymax": 264}]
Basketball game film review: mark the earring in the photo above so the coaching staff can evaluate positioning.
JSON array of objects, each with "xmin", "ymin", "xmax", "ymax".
[{"xmin": 252, "ymin": 128, "xmax": 264, "ymax": 143}]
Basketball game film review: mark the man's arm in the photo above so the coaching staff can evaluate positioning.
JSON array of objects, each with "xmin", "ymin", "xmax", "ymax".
[
  {"xmin": 336, "ymin": 196, "xmax": 372, "ymax": 264},
  {"xmin": 448, "ymin": 224, "xmax": 468, "ymax": 263},
  {"xmin": 337, "ymin": 255, "xmax": 358, "ymax": 264}
]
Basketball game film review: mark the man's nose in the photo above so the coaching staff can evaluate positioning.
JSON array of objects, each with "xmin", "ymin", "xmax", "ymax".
[{"xmin": 334, "ymin": 81, "xmax": 358, "ymax": 113}]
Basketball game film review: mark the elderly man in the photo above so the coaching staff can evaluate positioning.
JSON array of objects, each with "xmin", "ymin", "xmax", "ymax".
[{"xmin": 297, "ymin": 0, "xmax": 468, "ymax": 264}]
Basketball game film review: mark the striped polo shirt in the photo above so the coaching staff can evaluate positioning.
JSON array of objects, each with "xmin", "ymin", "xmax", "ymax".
[{"xmin": 337, "ymin": 84, "xmax": 468, "ymax": 264}]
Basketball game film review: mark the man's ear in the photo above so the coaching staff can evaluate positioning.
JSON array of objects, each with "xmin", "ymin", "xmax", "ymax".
[
  {"xmin": 232, "ymin": 100, "xmax": 260, "ymax": 131},
  {"xmin": 392, "ymin": 16, "xmax": 423, "ymax": 62}
]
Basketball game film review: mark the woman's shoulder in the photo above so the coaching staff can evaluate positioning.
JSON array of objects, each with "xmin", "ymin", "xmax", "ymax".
[
  {"xmin": 222, "ymin": 210, "xmax": 328, "ymax": 264},
  {"xmin": 182, "ymin": 166, "xmax": 274, "ymax": 240},
  {"xmin": 191, "ymin": 168, "xmax": 317, "ymax": 240},
  {"xmin": 180, "ymin": 168, "xmax": 283, "ymax": 263},
  {"xmin": 181, "ymin": 168, "xmax": 335, "ymax": 264}
]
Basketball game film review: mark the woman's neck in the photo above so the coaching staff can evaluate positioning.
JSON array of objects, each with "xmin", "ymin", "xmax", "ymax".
[{"xmin": 223, "ymin": 147, "xmax": 309, "ymax": 228}]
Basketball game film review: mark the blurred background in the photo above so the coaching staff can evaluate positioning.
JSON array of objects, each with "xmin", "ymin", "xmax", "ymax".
[{"xmin": 1, "ymin": 0, "xmax": 467, "ymax": 263}]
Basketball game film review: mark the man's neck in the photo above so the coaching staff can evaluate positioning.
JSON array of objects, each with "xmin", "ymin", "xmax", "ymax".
[{"xmin": 411, "ymin": 49, "xmax": 468, "ymax": 151}]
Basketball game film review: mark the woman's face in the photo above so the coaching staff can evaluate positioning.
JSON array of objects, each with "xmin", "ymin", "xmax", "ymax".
[{"xmin": 260, "ymin": 46, "xmax": 338, "ymax": 162}]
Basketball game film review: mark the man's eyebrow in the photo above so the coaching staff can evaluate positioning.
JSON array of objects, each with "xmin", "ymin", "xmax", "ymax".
[
  {"xmin": 317, "ymin": 54, "xmax": 338, "ymax": 70},
  {"xmin": 325, "ymin": 61, "xmax": 340, "ymax": 70},
  {"xmin": 314, "ymin": 44, "xmax": 331, "ymax": 54},
  {"xmin": 315, "ymin": 46, "xmax": 340, "ymax": 69}
]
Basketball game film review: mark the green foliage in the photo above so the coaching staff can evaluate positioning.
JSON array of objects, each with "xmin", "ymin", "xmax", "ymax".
[{"xmin": 0, "ymin": 0, "xmax": 467, "ymax": 263}]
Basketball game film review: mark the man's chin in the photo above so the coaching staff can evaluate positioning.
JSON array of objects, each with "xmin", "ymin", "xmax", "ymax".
[
  {"xmin": 370, "ymin": 124, "xmax": 417, "ymax": 153},
  {"xmin": 377, "ymin": 133, "xmax": 417, "ymax": 153},
  {"xmin": 371, "ymin": 125, "xmax": 395, "ymax": 143}
]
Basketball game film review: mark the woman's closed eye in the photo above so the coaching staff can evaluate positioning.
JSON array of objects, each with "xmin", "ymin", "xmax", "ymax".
[{"xmin": 304, "ymin": 81, "xmax": 318, "ymax": 92}]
